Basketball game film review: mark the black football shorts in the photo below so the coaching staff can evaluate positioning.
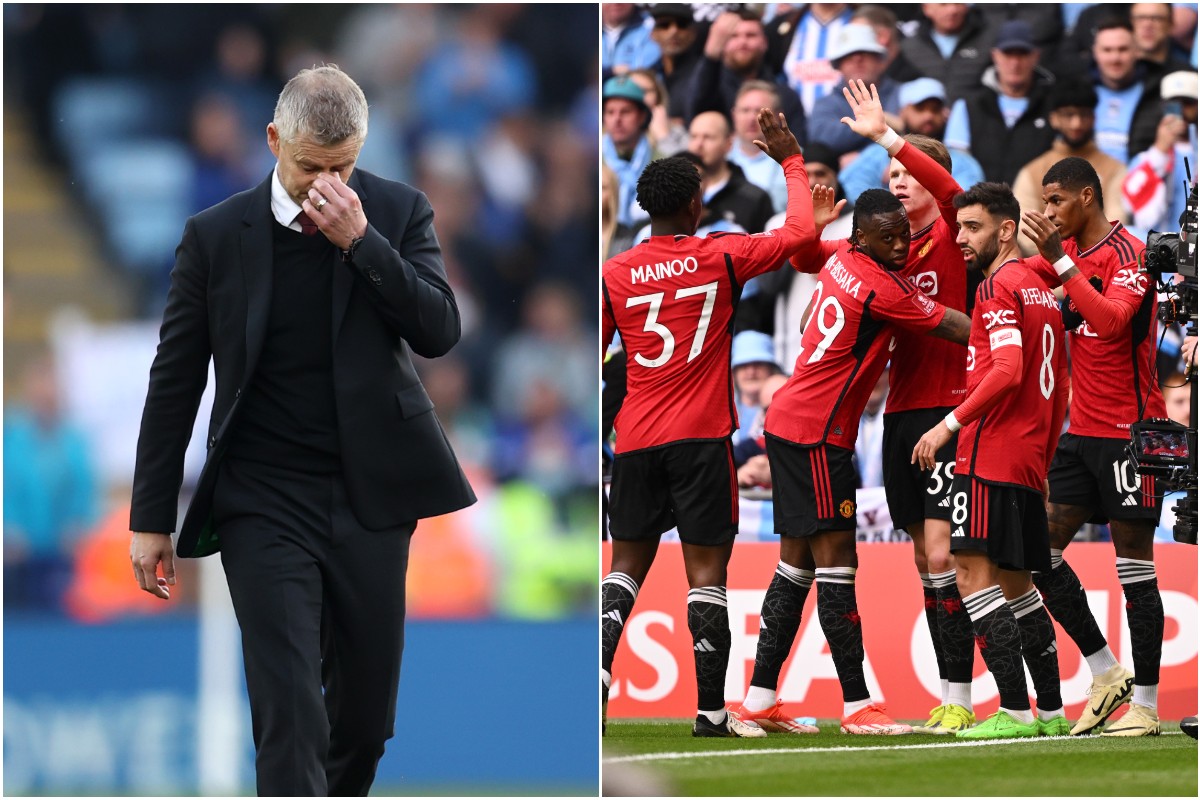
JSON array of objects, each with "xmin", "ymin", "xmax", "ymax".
[
  {"xmin": 882, "ymin": 407, "xmax": 958, "ymax": 530},
  {"xmin": 766, "ymin": 436, "xmax": 858, "ymax": 538},
  {"xmin": 1048, "ymin": 432, "xmax": 1162, "ymax": 522},
  {"xmin": 608, "ymin": 439, "xmax": 738, "ymax": 546},
  {"xmin": 948, "ymin": 472, "xmax": 1051, "ymax": 572}
]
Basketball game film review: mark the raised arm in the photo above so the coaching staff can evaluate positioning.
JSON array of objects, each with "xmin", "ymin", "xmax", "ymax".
[{"xmin": 841, "ymin": 79, "xmax": 961, "ymax": 225}]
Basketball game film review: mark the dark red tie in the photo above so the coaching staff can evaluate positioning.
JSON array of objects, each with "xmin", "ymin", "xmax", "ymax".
[{"xmin": 295, "ymin": 211, "xmax": 319, "ymax": 236}]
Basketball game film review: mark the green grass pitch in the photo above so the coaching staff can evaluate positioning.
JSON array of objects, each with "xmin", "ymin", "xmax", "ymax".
[{"xmin": 603, "ymin": 719, "xmax": 1198, "ymax": 796}]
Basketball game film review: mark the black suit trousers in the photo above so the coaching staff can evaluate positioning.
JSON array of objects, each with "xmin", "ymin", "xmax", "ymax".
[{"xmin": 213, "ymin": 457, "xmax": 415, "ymax": 796}]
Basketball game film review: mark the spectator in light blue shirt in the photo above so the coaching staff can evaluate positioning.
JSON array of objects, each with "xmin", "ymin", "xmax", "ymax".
[
  {"xmin": 4, "ymin": 355, "xmax": 99, "ymax": 612},
  {"xmin": 602, "ymin": 3, "xmax": 661, "ymax": 82},
  {"xmin": 840, "ymin": 78, "xmax": 984, "ymax": 202}
]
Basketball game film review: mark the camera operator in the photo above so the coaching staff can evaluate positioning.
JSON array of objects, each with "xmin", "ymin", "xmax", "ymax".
[{"xmin": 1021, "ymin": 157, "xmax": 1168, "ymax": 737}]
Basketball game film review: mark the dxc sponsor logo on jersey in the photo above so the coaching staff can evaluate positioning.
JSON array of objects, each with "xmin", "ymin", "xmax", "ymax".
[
  {"xmin": 1113, "ymin": 268, "xmax": 1149, "ymax": 295},
  {"xmin": 983, "ymin": 309, "xmax": 1017, "ymax": 329},
  {"xmin": 631, "ymin": 256, "xmax": 699, "ymax": 285},
  {"xmin": 910, "ymin": 271, "xmax": 938, "ymax": 296}
]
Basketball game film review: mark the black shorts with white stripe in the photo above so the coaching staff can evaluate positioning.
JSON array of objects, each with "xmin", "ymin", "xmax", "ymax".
[
  {"xmin": 1048, "ymin": 432, "xmax": 1162, "ymax": 522},
  {"xmin": 765, "ymin": 436, "xmax": 858, "ymax": 538},
  {"xmin": 948, "ymin": 473, "xmax": 1051, "ymax": 573}
]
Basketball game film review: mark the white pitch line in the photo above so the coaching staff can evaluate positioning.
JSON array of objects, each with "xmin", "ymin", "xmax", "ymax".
[{"xmin": 603, "ymin": 731, "xmax": 1184, "ymax": 764}]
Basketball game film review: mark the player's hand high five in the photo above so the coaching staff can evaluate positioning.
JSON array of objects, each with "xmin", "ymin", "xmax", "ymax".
[
  {"xmin": 840, "ymin": 79, "xmax": 889, "ymax": 142},
  {"xmin": 812, "ymin": 184, "xmax": 846, "ymax": 229},
  {"xmin": 754, "ymin": 108, "xmax": 802, "ymax": 164}
]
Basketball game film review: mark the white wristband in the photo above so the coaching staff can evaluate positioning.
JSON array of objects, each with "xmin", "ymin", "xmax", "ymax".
[
  {"xmin": 875, "ymin": 127, "xmax": 901, "ymax": 151},
  {"xmin": 944, "ymin": 411, "xmax": 962, "ymax": 433},
  {"xmin": 1053, "ymin": 254, "xmax": 1075, "ymax": 277}
]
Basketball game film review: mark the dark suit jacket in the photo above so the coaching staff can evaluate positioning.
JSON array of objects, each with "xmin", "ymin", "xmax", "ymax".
[{"xmin": 130, "ymin": 168, "xmax": 476, "ymax": 557}]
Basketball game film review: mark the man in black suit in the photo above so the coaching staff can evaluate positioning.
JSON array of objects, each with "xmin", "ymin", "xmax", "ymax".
[{"xmin": 129, "ymin": 65, "xmax": 476, "ymax": 796}]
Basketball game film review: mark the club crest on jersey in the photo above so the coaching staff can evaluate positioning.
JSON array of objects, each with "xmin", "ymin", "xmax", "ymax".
[
  {"xmin": 983, "ymin": 309, "xmax": 1017, "ymax": 329},
  {"xmin": 911, "ymin": 270, "xmax": 938, "ymax": 295},
  {"xmin": 839, "ymin": 499, "xmax": 855, "ymax": 518},
  {"xmin": 1112, "ymin": 268, "xmax": 1148, "ymax": 295},
  {"xmin": 917, "ymin": 239, "xmax": 934, "ymax": 259},
  {"xmin": 910, "ymin": 291, "xmax": 936, "ymax": 315}
]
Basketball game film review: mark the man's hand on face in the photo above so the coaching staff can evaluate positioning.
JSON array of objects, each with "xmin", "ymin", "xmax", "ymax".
[{"xmin": 303, "ymin": 172, "xmax": 369, "ymax": 249}]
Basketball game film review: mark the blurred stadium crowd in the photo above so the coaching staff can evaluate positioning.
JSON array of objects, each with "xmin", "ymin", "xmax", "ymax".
[
  {"xmin": 3, "ymin": 3, "xmax": 599, "ymax": 620},
  {"xmin": 602, "ymin": 2, "xmax": 1196, "ymax": 543}
]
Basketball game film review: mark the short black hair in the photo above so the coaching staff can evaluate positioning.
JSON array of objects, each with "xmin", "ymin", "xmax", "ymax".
[
  {"xmin": 1048, "ymin": 78, "xmax": 1099, "ymax": 112},
  {"xmin": 1043, "ymin": 156, "xmax": 1104, "ymax": 207},
  {"xmin": 1095, "ymin": 17, "xmax": 1134, "ymax": 36},
  {"xmin": 852, "ymin": 188, "xmax": 904, "ymax": 235},
  {"xmin": 953, "ymin": 181, "xmax": 1021, "ymax": 225},
  {"xmin": 636, "ymin": 156, "xmax": 702, "ymax": 217}
]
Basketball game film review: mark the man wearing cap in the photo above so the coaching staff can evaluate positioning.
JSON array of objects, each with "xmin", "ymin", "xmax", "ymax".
[
  {"xmin": 849, "ymin": 6, "xmax": 923, "ymax": 85},
  {"xmin": 1014, "ymin": 79, "xmax": 1130, "ymax": 256},
  {"xmin": 731, "ymin": 330, "xmax": 784, "ymax": 443},
  {"xmin": 1122, "ymin": 70, "xmax": 1198, "ymax": 236},
  {"xmin": 603, "ymin": 75, "xmax": 654, "ymax": 229},
  {"xmin": 806, "ymin": 23, "xmax": 900, "ymax": 159},
  {"xmin": 901, "ymin": 4, "xmax": 993, "ymax": 106},
  {"xmin": 688, "ymin": 9, "xmax": 807, "ymax": 140},
  {"xmin": 840, "ymin": 78, "xmax": 985, "ymax": 202},
  {"xmin": 649, "ymin": 3, "xmax": 708, "ymax": 124},
  {"xmin": 943, "ymin": 19, "xmax": 1056, "ymax": 185}
]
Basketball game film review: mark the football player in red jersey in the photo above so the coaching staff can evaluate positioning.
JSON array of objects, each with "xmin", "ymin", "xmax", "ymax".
[
  {"xmin": 1021, "ymin": 157, "xmax": 1166, "ymax": 737},
  {"xmin": 738, "ymin": 176, "xmax": 970, "ymax": 735},
  {"xmin": 732, "ymin": 80, "xmax": 977, "ymax": 736},
  {"xmin": 914, "ymin": 182, "xmax": 1070, "ymax": 740},
  {"xmin": 601, "ymin": 109, "xmax": 815, "ymax": 739}
]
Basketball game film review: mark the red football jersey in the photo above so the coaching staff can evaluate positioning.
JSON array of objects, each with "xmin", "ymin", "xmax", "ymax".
[
  {"xmin": 766, "ymin": 241, "xmax": 946, "ymax": 449},
  {"xmin": 602, "ymin": 157, "xmax": 815, "ymax": 453},
  {"xmin": 888, "ymin": 215, "xmax": 969, "ymax": 412},
  {"xmin": 1027, "ymin": 223, "xmax": 1165, "ymax": 438},
  {"xmin": 887, "ymin": 141, "xmax": 969, "ymax": 413},
  {"xmin": 788, "ymin": 141, "xmax": 968, "ymax": 413},
  {"xmin": 956, "ymin": 260, "xmax": 1065, "ymax": 490}
]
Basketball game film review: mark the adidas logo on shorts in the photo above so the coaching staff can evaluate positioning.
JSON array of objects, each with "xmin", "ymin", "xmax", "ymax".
[
  {"xmin": 952, "ymin": 526, "xmax": 966, "ymax": 537},
  {"xmin": 1122, "ymin": 495, "xmax": 1137, "ymax": 507},
  {"xmin": 938, "ymin": 496, "xmax": 950, "ymax": 507}
]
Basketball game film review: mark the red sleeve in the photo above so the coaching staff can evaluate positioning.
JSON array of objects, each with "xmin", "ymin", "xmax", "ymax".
[
  {"xmin": 953, "ymin": 342, "xmax": 1022, "ymax": 427},
  {"xmin": 1024, "ymin": 254, "xmax": 1062, "ymax": 288},
  {"xmin": 875, "ymin": 277, "xmax": 946, "ymax": 334},
  {"xmin": 730, "ymin": 154, "xmax": 818, "ymax": 282},
  {"xmin": 1062, "ymin": 264, "xmax": 1146, "ymax": 339},
  {"xmin": 788, "ymin": 237, "xmax": 840, "ymax": 273},
  {"xmin": 895, "ymin": 140, "xmax": 961, "ymax": 229},
  {"xmin": 602, "ymin": 279, "xmax": 616, "ymax": 357}
]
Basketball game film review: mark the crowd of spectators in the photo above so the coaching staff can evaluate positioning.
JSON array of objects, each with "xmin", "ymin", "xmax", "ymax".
[
  {"xmin": 603, "ymin": 2, "xmax": 1197, "ymax": 541},
  {"xmin": 4, "ymin": 4, "xmax": 598, "ymax": 618}
]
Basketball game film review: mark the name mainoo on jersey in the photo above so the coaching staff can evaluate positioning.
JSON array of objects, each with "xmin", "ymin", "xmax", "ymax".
[
  {"xmin": 630, "ymin": 256, "xmax": 699, "ymax": 285},
  {"xmin": 827, "ymin": 255, "xmax": 862, "ymax": 298},
  {"xmin": 1020, "ymin": 286, "xmax": 1057, "ymax": 311}
]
